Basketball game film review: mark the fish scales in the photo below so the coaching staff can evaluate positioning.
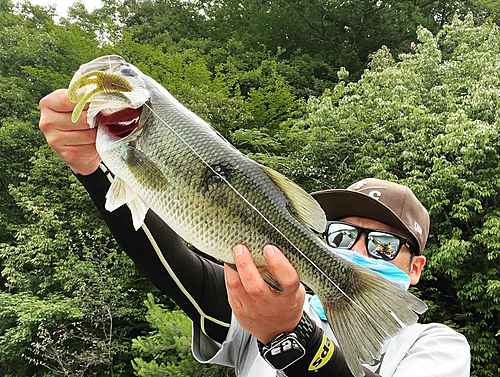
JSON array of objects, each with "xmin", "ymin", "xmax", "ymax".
[
  {"xmin": 134, "ymin": 105, "xmax": 329, "ymax": 276},
  {"xmin": 68, "ymin": 55, "xmax": 428, "ymax": 377}
]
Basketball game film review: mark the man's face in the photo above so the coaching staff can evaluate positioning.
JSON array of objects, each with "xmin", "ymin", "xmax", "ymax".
[{"xmin": 339, "ymin": 216, "xmax": 426, "ymax": 285}]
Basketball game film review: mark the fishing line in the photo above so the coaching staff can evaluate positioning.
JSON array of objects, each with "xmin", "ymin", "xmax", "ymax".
[
  {"xmin": 143, "ymin": 102, "xmax": 437, "ymax": 376},
  {"xmin": 143, "ymin": 102, "xmax": 376, "ymax": 318}
]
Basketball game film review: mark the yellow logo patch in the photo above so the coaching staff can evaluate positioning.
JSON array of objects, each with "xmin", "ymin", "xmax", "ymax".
[{"xmin": 308, "ymin": 335, "xmax": 334, "ymax": 371}]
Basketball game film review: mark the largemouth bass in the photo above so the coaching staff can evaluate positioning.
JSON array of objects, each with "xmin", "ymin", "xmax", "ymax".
[{"xmin": 68, "ymin": 55, "xmax": 427, "ymax": 376}]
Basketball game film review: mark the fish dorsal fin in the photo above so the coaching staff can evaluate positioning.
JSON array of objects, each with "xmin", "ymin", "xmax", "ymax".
[
  {"xmin": 259, "ymin": 164, "xmax": 326, "ymax": 233},
  {"xmin": 105, "ymin": 177, "xmax": 138, "ymax": 212},
  {"xmin": 105, "ymin": 177, "xmax": 149, "ymax": 230}
]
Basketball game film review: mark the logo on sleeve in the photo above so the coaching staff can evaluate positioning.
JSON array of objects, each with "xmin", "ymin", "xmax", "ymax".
[{"xmin": 308, "ymin": 335, "xmax": 334, "ymax": 371}]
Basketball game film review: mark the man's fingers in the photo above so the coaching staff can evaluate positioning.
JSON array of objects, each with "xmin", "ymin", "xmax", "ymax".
[
  {"xmin": 39, "ymin": 89, "xmax": 101, "ymax": 176},
  {"xmin": 62, "ymin": 127, "xmax": 97, "ymax": 146},
  {"xmin": 231, "ymin": 244, "xmax": 272, "ymax": 299},
  {"xmin": 46, "ymin": 128, "xmax": 98, "ymax": 149},
  {"xmin": 230, "ymin": 244, "xmax": 301, "ymax": 297},
  {"xmin": 39, "ymin": 89, "xmax": 89, "ymax": 114},
  {"xmin": 41, "ymin": 109, "xmax": 91, "ymax": 133},
  {"xmin": 224, "ymin": 262, "xmax": 242, "ymax": 290},
  {"xmin": 56, "ymin": 144, "xmax": 98, "ymax": 167},
  {"xmin": 224, "ymin": 263, "xmax": 253, "ymax": 312},
  {"xmin": 39, "ymin": 89, "xmax": 91, "ymax": 132},
  {"xmin": 57, "ymin": 112, "xmax": 92, "ymax": 131}
]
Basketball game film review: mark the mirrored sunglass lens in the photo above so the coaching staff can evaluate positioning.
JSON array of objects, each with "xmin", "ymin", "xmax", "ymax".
[
  {"xmin": 367, "ymin": 232, "xmax": 401, "ymax": 259},
  {"xmin": 327, "ymin": 224, "xmax": 358, "ymax": 248}
]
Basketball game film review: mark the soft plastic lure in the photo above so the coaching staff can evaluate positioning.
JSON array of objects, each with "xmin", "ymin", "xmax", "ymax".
[{"xmin": 68, "ymin": 71, "xmax": 133, "ymax": 123}]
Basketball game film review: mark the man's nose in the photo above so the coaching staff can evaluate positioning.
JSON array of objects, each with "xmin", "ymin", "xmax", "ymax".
[{"xmin": 351, "ymin": 234, "xmax": 369, "ymax": 257}]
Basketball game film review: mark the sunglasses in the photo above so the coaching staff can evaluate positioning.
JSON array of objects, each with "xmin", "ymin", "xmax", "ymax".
[{"xmin": 324, "ymin": 221, "xmax": 419, "ymax": 261}]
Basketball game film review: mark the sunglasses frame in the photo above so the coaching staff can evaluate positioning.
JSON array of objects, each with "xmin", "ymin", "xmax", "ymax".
[{"xmin": 324, "ymin": 221, "xmax": 419, "ymax": 261}]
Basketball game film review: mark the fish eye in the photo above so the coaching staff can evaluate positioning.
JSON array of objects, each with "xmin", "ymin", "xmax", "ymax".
[{"xmin": 120, "ymin": 67, "xmax": 136, "ymax": 76}]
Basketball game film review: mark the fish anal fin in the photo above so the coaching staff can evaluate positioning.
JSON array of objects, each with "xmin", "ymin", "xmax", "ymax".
[
  {"xmin": 105, "ymin": 177, "xmax": 149, "ymax": 230},
  {"xmin": 259, "ymin": 164, "xmax": 326, "ymax": 233},
  {"xmin": 257, "ymin": 265, "xmax": 283, "ymax": 292}
]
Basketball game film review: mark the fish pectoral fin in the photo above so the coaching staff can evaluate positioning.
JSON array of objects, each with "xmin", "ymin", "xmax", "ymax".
[
  {"xmin": 105, "ymin": 177, "xmax": 138, "ymax": 212},
  {"xmin": 124, "ymin": 144, "xmax": 168, "ymax": 183},
  {"xmin": 257, "ymin": 266, "xmax": 283, "ymax": 292},
  {"xmin": 258, "ymin": 164, "xmax": 326, "ymax": 233},
  {"xmin": 129, "ymin": 196, "xmax": 149, "ymax": 230}
]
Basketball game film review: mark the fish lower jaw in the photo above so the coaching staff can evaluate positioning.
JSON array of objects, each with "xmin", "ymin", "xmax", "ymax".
[{"xmin": 95, "ymin": 106, "xmax": 144, "ymax": 138}]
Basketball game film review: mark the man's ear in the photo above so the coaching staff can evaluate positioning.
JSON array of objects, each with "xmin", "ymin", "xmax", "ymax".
[{"xmin": 409, "ymin": 255, "xmax": 426, "ymax": 285}]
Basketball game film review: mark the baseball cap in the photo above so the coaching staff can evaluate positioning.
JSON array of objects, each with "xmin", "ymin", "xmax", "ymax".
[{"xmin": 311, "ymin": 178, "xmax": 430, "ymax": 255}]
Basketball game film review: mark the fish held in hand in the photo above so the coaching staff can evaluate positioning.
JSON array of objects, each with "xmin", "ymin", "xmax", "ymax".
[{"xmin": 68, "ymin": 55, "xmax": 427, "ymax": 377}]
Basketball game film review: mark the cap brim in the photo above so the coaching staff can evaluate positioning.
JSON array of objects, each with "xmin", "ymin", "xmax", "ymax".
[{"xmin": 311, "ymin": 189, "xmax": 417, "ymax": 246}]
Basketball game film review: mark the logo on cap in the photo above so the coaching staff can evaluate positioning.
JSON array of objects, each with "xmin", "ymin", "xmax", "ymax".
[
  {"xmin": 351, "ymin": 181, "xmax": 385, "ymax": 201},
  {"xmin": 368, "ymin": 190, "xmax": 381, "ymax": 200},
  {"xmin": 414, "ymin": 221, "xmax": 422, "ymax": 235},
  {"xmin": 352, "ymin": 180, "xmax": 367, "ymax": 190}
]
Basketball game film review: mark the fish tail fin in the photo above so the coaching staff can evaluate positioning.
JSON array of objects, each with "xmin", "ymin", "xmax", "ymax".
[{"xmin": 318, "ymin": 265, "xmax": 427, "ymax": 377}]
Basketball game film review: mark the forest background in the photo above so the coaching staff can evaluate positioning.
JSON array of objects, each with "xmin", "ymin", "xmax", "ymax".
[{"xmin": 0, "ymin": 0, "xmax": 499, "ymax": 375}]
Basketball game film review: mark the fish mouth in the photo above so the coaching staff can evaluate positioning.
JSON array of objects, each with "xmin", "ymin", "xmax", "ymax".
[
  {"xmin": 96, "ymin": 106, "xmax": 144, "ymax": 138},
  {"xmin": 68, "ymin": 55, "xmax": 149, "ymax": 125}
]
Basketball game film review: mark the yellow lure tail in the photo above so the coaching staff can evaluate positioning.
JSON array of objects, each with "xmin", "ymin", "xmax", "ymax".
[{"xmin": 68, "ymin": 71, "xmax": 133, "ymax": 123}]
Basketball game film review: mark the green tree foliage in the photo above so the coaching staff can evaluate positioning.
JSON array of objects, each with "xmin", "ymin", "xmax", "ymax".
[
  {"xmin": 268, "ymin": 15, "xmax": 500, "ymax": 375},
  {"xmin": 114, "ymin": 0, "xmax": 483, "ymax": 95},
  {"xmin": 1, "ymin": 0, "xmax": 499, "ymax": 375},
  {"xmin": 0, "ymin": 2, "xmax": 99, "ymax": 123},
  {"xmin": 1, "ymin": 146, "xmax": 156, "ymax": 375},
  {"xmin": 197, "ymin": 0, "xmax": 479, "ymax": 80},
  {"xmin": 132, "ymin": 293, "xmax": 235, "ymax": 376},
  {"xmin": 0, "ymin": 119, "xmax": 42, "ymax": 245}
]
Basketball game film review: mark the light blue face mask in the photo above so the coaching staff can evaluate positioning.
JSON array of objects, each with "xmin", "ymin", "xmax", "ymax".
[{"xmin": 309, "ymin": 248, "xmax": 411, "ymax": 321}]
